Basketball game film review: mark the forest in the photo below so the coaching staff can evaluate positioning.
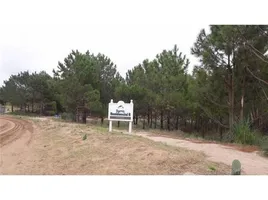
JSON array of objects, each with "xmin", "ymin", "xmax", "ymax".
[{"xmin": 1, "ymin": 25, "xmax": 268, "ymax": 146}]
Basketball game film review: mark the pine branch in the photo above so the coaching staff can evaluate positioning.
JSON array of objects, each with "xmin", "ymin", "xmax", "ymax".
[
  {"xmin": 246, "ymin": 66, "xmax": 268, "ymax": 85},
  {"xmin": 198, "ymin": 104, "xmax": 229, "ymax": 128},
  {"xmin": 262, "ymin": 87, "xmax": 268, "ymax": 101},
  {"xmin": 204, "ymin": 94, "xmax": 228, "ymax": 108},
  {"xmin": 236, "ymin": 27, "xmax": 268, "ymax": 64},
  {"xmin": 258, "ymin": 25, "xmax": 268, "ymax": 37}
]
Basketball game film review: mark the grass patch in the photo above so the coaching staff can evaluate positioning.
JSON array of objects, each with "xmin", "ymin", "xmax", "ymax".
[
  {"xmin": 208, "ymin": 165, "xmax": 216, "ymax": 171},
  {"xmin": 82, "ymin": 134, "xmax": 87, "ymax": 141}
]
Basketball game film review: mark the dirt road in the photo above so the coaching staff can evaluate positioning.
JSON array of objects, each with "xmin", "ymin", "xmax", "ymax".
[
  {"xmin": 0, "ymin": 116, "xmax": 34, "ymax": 168},
  {"xmin": 1, "ymin": 116, "xmax": 268, "ymax": 175},
  {"xmin": 134, "ymin": 131, "xmax": 268, "ymax": 175},
  {"xmin": 0, "ymin": 116, "xmax": 231, "ymax": 175},
  {"xmin": 0, "ymin": 116, "xmax": 34, "ymax": 147}
]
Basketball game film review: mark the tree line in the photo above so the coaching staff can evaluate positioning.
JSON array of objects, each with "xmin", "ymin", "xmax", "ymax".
[{"xmin": 1, "ymin": 25, "xmax": 268, "ymax": 143}]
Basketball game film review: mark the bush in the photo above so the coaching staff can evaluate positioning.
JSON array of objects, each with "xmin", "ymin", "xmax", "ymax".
[
  {"xmin": 9, "ymin": 111, "xmax": 39, "ymax": 117},
  {"xmin": 45, "ymin": 111, "xmax": 56, "ymax": 116},
  {"xmin": 44, "ymin": 101, "xmax": 57, "ymax": 116},
  {"xmin": 221, "ymin": 131, "xmax": 235, "ymax": 143},
  {"xmin": 82, "ymin": 134, "xmax": 87, "ymax": 141},
  {"xmin": 260, "ymin": 136, "xmax": 268, "ymax": 156},
  {"xmin": 61, "ymin": 112, "xmax": 75, "ymax": 121},
  {"xmin": 232, "ymin": 120, "xmax": 256, "ymax": 145}
]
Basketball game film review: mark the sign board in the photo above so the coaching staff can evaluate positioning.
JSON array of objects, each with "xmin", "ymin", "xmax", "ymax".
[
  {"xmin": 108, "ymin": 100, "xmax": 134, "ymax": 133},
  {"xmin": 108, "ymin": 100, "xmax": 133, "ymax": 122}
]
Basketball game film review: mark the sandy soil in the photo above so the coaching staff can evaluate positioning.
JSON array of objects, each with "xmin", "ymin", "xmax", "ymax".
[
  {"xmin": 132, "ymin": 131, "xmax": 268, "ymax": 175},
  {"xmin": 0, "ymin": 116, "xmax": 230, "ymax": 175}
]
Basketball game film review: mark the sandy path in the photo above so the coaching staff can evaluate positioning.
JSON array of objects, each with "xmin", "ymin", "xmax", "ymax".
[
  {"xmin": 0, "ymin": 116, "xmax": 34, "ymax": 169},
  {"xmin": 133, "ymin": 131, "xmax": 268, "ymax": 175},
  {"xmin": 0, "ymin": 116, "xmax": 34, "ymax": 147}
]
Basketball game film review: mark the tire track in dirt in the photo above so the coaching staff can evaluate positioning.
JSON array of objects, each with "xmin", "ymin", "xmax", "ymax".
[{"xmin": 0, "ymin": 116, "xmax": 34, "ymax": 148}]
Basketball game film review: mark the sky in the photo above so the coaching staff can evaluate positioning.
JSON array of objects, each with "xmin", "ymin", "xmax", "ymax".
[
  {"xmin": 0, "ymin": 23, "xmax": 208, "ymax": 86},
  {"xmin": 2, "ymin": 0, "xmax": 265, "ymax": 87}
]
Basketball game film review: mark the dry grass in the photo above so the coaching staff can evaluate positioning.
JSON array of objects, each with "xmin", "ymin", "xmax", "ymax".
[{"xmin": 1, "ymin": 117, "xmax": 231, "ymax": 175}]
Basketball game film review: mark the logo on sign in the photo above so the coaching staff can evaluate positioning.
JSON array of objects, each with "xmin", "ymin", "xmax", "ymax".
[{"xmin": 110, "ymin": 105, "xmax": 131, "ymax": 116}]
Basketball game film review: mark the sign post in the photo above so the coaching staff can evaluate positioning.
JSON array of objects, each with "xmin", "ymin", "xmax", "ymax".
[{"xmin": 108, "ymin": 99, "xmax": 134, "ymax": 133}]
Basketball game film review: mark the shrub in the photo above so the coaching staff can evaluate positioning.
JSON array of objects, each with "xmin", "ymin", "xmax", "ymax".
[
  {"xmin": 61, "ymin": 112, "xmax": 75, "ymax": 121},
  {"xmin": 82, "ymin": 134, "xmax": 87, "ymax": 141},
  {"xmin": 260, "ymin": 136, "xmax": 268, "ymax": 156},
  {"xmin": 9, "ymin": 111, "xmax": 39, "ymax": 117},
  {"xmin": 45, "ymin": 111, "xmax": 56, "ymax": 116},
  {"xmin": 221, "ymin": 131, "xmax": 235, "ymax": 143},
  {"xmin": 232, "ymin": 120, "xmax": 256, "ymax": 145}
]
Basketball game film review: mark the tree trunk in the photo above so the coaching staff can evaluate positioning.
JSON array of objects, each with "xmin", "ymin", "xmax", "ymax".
[
  {"xmin": 219, "ymin": 117, "xmax": 223, "ymax": 141},
  {"xmin": 82, "ymin": 109, "xmax": 86, "ymax": 124},
  {"xmin": 147, "ymin": 107, "xmax": 150, "ymax": 125},
  {"xmin": 176, "ymin": 116, "xmax": 179, "ymax": 130},
  {"xmin": 201, "ymin": 118, "xmax": 205, "ymax": 138},
  {"xmin": 32, "ymin": 99, "xmax": 34, "ymax": 113},
  {"xmin": 150, "ymin": 110, "xmax": 153, "ymax": 128},
  {"xmin": 117, "ymin": 121, "xmax": 120, "ymax": 127},
  {"xmin": 154, "ymin": 114, "xmax": 157, "ymax": 129},
  {"xmin": 135, "ymin": 116, "xmax": 138, "ymax": 125},
  {"xmin": 160, "ymin": 110, "xmax": 164, "ymax": 130},
  {"xmin": 101, "ymin": 117, "xmax": 104, "ymax": 125},
  {"xmin": 11, "ymin": 104, "xmax": 14, "ymax": 112},
  {"xmin": 167, "ymin": 112, "xmax": 170, "ymax": 131},
  {"xmin": 143, "ymin": 117, "xmax": 145, "ymax": 129},
  {"xmin": 240, "ymin": 89, "xmax": 245, "ymax": 122},
  {"xmin": 40, "ymin": 102, "xmax": 43, "ymax": 115},
  {"xmin": 133, "ymin": 116, "xmax": 136, "ymax": 125},
  {"xmin": 227, "ymin": 54, "xmax": 235, "ymax": 130}
]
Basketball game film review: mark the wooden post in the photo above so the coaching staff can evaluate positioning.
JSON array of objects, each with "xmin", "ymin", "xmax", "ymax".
[
  {"xmin": 109, "ymin": 120, "xmax": 112, "ymax": 132},
  {"xmin": 129, "ymin": 100, "xmax": 133, "ymax": 133},
  {"xmin": 129, "ymin": 121, "xmax": 132, "ymax": 133}
]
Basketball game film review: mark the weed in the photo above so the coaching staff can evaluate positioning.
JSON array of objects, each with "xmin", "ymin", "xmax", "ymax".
[
  {"xmin": 208, "ymin": 166, "xmax": 216, "ymax": 171},
  {"xmin": 82, "ymin": 134, "xmax": 87, "ymax": 141},
  {"xmin": 260, "ymin": 136, "xmax": 268, "ymax": 156}
]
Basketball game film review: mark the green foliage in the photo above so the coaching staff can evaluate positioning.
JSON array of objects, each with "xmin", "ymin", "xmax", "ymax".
[
  {"xmin": 82, "ymin": 134, "xmax": 87, "ymax": 141},
  {"xmin": 260, "ymin": 136, "xmax": 268, "ymax": 156},
  {"xmin": 231, "ymin": 159, "xmax": 241, "ymax": 175},
  {"xmin": 61, "ymin": 112, "xmax": 75, "ymax": 121},
  {"xmin": 8, "ymin": 111, "xmax": 39, "ymax": 117},
  {"xmin": 46, "ymin": 111, "xmax": 56, "ymax": 116},
  {"xmin": 44, "ymin": 101, "xmax": 57, "ymax": 116},
  {"xmin": 208, "ymin": 166, "xmax": 216, "ymax": 171},
  {"xmin": 232, "ymin": 120, "xmax": 256, "ymax": 145}
]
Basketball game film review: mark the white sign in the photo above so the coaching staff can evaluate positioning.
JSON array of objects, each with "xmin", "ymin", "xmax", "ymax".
[
  {"xmin": 108, "ymin": 100, "xmax": 133, "ymax": 122},
  {"xmin": 108, "ymin": 100, "xmax": 134, "ymax": 133}
]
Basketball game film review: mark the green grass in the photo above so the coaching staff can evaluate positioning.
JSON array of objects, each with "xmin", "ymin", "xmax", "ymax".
[
  {"xmin": 208, "ymin": 166, "xmax": 216, "ymax": 171},
  {"xmin": 82, "ymin": 134, "xmax": 87, "ymax": 140}
]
